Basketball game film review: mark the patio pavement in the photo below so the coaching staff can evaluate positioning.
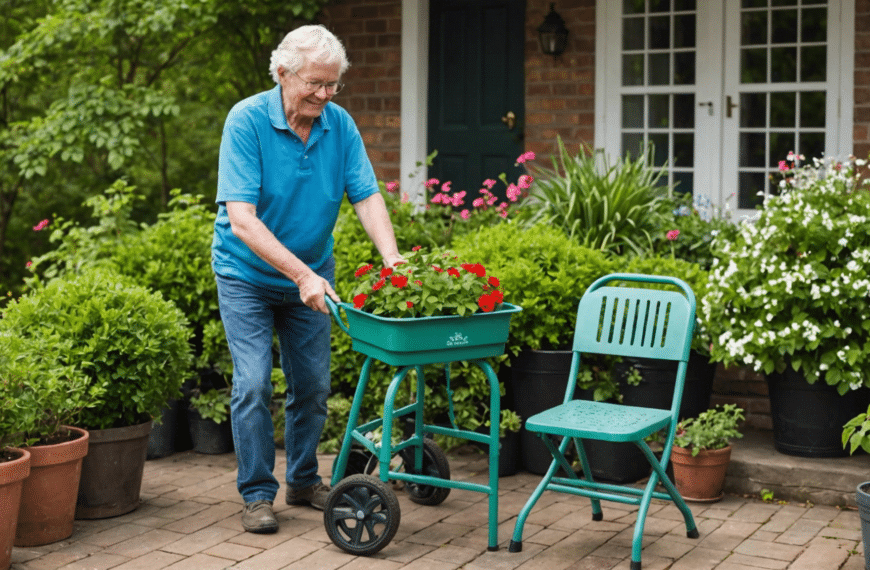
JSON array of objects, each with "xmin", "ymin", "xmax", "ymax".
[{"xmin": 9, "ymin": 439, "xmax": 867, "ymax": 570}]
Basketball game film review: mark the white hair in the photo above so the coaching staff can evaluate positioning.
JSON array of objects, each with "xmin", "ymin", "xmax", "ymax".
[{"xmin": 269, "ymin": 25, "xmax": 350, "ymax": 83}]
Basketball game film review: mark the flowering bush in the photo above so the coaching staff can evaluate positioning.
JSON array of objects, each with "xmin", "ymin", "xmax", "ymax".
[
  {"xmin": 350, "ymin": 247, "xmax": 504, "ymax": 318},
  {"xmin": 655, "ymin": 193, "xmax": 739, "ymax": 270},
  {"xmin": 702, "ymin": 155, "xmax": 870, "ymax": 394}
]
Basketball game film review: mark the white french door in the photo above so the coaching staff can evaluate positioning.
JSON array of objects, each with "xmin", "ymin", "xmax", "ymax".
[{"xmin": 596, "ymin": 0, "xmax": 853, "ymax": 220}]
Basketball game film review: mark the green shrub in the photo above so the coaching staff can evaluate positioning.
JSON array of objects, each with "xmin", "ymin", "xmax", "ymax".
[
  {"xmin": 0, "ymin": 268, "xmax": 193, "ymax": 429},
  {"xmin": 454, "ymin": 222, "xmax": 618, "ymax": 355}
]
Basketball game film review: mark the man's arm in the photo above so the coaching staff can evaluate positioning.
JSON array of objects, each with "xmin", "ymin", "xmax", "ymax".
[
  {"xmin": 225, "ymin": 201, "xmax": 339, "ymax": 313},
  {"xmin": 352, "ymin": 192, "xmax": 404, "ymax": 268}
]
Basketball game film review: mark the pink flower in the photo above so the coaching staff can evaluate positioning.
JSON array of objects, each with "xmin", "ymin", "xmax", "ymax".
[
  {"xmin": 482, "ymin": 179, "xmax": 497, "ymax": 189},
  {"xmin": 506, "ymin": 184, "xmax": 522, "ymax": 202},
  {"xmin": 25, "ymin": 261, "xmax": 32, "ymax": 268},
  {"xmin": 430, "ymin": 193, "xmax": 445, "ymax": 204},
  {"xmin": 667, "ymin": 230, "xmax": 680, "ymax": 241},
  {"xmin": 487, "ymin": 195, "xmax": 498, "ymax": 206},
  {"xmin": 451, "ymin": 191, "xmax": 466, "ymax": 207},
  {"xmin": 472, "ymin": 197, "xmax": 485, "ymax": 208},
  {"xmin": 460, "ymin": 209, "xmax": 470, "ymax": 219},
  {"xmin": 33, "ymin": 219, "xmax": 49, "ymax": 231},
  {"xmin": 385, "ymin": 181, "xmax": 399, "ymax": 193},
  {"xmin": 516, "ymin": 151, "xmax": 536, "ymax": 164},
  {"xmin": 517, "ymin": 174, "xmax": 533, "ymax": 189},
  {"xmin": 424, "ymin": 178, "xmax": 440, "ymax": 188},
  {"xmin": 778, "ymin": 161, "xmax": 789, "ymax": 172},
  {"xmin": 499, "ymin": 210, "xmax": 508, "ymax": 218},
  {"xmin": 401, "ymin": 192, "xmax": 410, "ymax": 203},
  {"xmin": 441, "ymin": 181, "xmax": 452, "ymax": 193}
]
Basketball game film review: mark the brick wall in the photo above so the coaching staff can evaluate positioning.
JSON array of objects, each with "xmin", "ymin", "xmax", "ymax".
[
  {"xmin": 321, "ymin": 0, "xmax": 403, "ymax": 182},
  {"xmin": 856, "ymin": 0, "xmax": 870, "ymax": 160},
  {"xmin": 524, "ymin": 0, "xmax": 596, "ymax": 158}
]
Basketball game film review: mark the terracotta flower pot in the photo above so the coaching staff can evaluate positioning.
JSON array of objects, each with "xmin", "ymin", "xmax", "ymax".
[
  {"xmin": 15, "ymin": 427, "xmax": 89, "ymax": 547},
  {"xmin": 671, "ymin": 444, "xmax": 732, "ymax": 503},
  {"xmin": 1, "ymin": 448, "xmax": 30, "ymax": 570}
]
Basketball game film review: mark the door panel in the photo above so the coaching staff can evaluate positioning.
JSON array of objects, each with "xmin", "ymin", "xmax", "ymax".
[{"xmin": 428, "ymin": 0, "xmax": 525, "ymax": 200}]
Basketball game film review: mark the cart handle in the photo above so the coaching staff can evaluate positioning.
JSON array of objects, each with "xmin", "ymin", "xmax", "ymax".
[{"xmin": 325, "ymin": 297, "xmax": 351, "ymax": 335}]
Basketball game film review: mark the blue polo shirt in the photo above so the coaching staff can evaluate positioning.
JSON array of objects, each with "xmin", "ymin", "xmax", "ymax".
[{"xmin": 212, "ymin": 85, "xmax": 378, "ymax": 290}]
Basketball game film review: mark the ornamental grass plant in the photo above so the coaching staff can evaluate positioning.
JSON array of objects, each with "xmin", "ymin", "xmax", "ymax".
[{"xmin": 703, "ymin": 155, "xmax": 870, "ymax": 395}]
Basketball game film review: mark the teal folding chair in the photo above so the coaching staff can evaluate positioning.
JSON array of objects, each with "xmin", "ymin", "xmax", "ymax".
[{"xmin": 509, "ymin": 273, "xmax": 699, "ymax": 570}]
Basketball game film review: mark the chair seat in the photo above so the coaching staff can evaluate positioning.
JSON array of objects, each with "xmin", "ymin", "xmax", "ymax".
[{"xmin": 525, "ymin": 399, "xmax": 672, "ymax": 443}]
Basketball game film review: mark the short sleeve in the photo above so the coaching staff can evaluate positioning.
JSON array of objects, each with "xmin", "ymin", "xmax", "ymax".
[{"xmin": 216, "ymin": 107, "xmax": 263, "ymax": 206}]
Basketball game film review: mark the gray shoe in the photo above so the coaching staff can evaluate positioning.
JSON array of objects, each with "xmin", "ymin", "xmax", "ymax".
[
  {"xmin": 286, "ymin": 481, "xmax": 330, "ymax": 510},
  {"xmin": 241, "ymin": 500, "xmax": 278, "ymax": 534}
]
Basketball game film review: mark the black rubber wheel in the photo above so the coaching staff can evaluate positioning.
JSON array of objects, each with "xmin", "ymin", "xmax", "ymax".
[
  {"xmin": 323, "ymin": 474, "xmax": 400, "ymax": 556},
  {"xmin": 400, "ymin": 438, "xmax": 451, "ymax": 506},
  {"xmin": 343, "ymin": 447, "xmax": 377, "ymax": 476}
]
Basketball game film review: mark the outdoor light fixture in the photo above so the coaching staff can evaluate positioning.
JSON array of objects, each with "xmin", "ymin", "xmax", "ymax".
[{"xmin": 538, "ymin": 3, "xmax": 569, "ymax": 58}]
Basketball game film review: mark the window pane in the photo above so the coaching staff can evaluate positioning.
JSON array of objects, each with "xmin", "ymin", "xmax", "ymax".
[
  {"xmin": 742, "ymin": 11, "xmax": 768, "ymax": 45},
  {"xmin": 769, "ymin": 132, "xmax": 796, "ymax": 165},
  {"xmin": 623, "ymin": 54, "xmax": 645, "ymax": 86},
  {"xmin": 740, "ymin": 132, "xmax": 766, "ymax": 167},
  {"xmin": 800, "ymin": 91, "xmax": 826, "ymax": 128},
  {"xmin": 770, "ymin": 92, "xmax": 796, "ymax": 127},
  {"xmin": 622, "ymin": 133, "xmax": 645, "ymax": 157},
  {"xmin": 674, "ymin": 14, "xmax": 696, "ymax": 48},
  {"xmin": 624, "ymin": 0, "xmax": 645, "ymax": 15},
  {"xmin": 770, "ymin": 47, "xmax": 797, "ymax": 82},
  {"xmin": 771, "ymin": 9, "xmax": 798, "ymax": 43},
  {"xmin": 674, "ymin": 52, "xmax": 696, "ymax": 84},
  {"xmin": 741, "ymin": 49, "xmax": 767, "ymax": 83},
  {"xmin": 743, "ymin": 0, "xmax": 766, "ymax": 7},
  {"xmin": 673, "ymin": 0, "xmax": 696, "ymax": 11},
  {"xmin": 740, "ymin": 92, "xmax": 767, "ymax": 128},
  {"xmin": 800, "ymin": 45, "xmax": 826, "ymax": 82},
  {"xmin": 738, "ymin": 172, "xmax": 766, "ymax": 209},
  {"xmin": 801, "ymin": 8, "xmax": 827, "ymax": 43},
  {"xmin": 649, "ymin": 53, "xmax": 671, "ymax": 85},
  {"xmin": 673, "ymin": 171, "xmax": 694, "ymax": 194},
  {"xmin": 650, "ymin": 0, "xmax": 671, "ymax": 13},
  {"xmin": 772, "ymin": 0, "xmax": 797, "ymax": 6},
  {"xmin": 622, "ymin": 95, "xmax": 644, "ymax": 128},
  {"xmin": 649, "ymin": 94, "xmax": 670, "ymax": 127},
  {"xmin": 673, "ymin": 133, "xmax": 694, "ymax": 168},
  {"xmin": 799, "ymin": 132, "xmax": 825, "ymax": 158},
  {"xmin": 673, "ymin": 94, "xmax": 695, "ymax": 128},
  {"xmin": 623, "ymin": 17, "xmax": 645, "ymax": 50},
  {"xmin": 649, "ymin": 133, "xmax": 669, "ymax": 166},
  {"xmin": 649, "ymin": 16, "xmax": 671, "ymax": 49}
]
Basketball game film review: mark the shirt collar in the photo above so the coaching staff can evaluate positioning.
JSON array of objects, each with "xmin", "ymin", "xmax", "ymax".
[{"xmin": 268, "ymin": 84, "xmax": 331, "ymax": 134}]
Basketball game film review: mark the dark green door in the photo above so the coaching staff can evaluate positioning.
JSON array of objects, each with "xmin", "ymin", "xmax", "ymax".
[{"xmin": 428, "ymin": 0, "xmax": 526, "ymax": 200}]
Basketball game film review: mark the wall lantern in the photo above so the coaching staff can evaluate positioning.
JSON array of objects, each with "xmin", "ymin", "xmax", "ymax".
[{"xmin": 538, "ymin": 3, "xmax": 569, "ymax": 58}]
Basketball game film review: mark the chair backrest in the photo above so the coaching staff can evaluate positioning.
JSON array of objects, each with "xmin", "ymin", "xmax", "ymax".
[{"xmin": 573, "ymin": 273, "xmax": 696, "ymax": 362}]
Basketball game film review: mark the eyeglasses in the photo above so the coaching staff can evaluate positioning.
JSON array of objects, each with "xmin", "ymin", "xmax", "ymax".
[{"xmin": 289, "ymin": 69, "xmax": 344, "ymax": 95}]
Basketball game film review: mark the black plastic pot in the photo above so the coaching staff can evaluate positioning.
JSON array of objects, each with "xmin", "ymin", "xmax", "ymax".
[
  {"xmin": 617, "ymin": 351, "xmax": 715, "ymax": 420},
  {"xmin": 187, "ymin": 408, "xmax": 234, "ymax": 455},
  {"xmin": 511, "ymin": 350, "xmax": 574, "ymax": 475},
  {"xmin": 147, "ymin": 399, "xmax": 181, "ymax": 460},
  {"xmin": 766, "ymin": 368, "xmax": 869, "ymax": 457}
]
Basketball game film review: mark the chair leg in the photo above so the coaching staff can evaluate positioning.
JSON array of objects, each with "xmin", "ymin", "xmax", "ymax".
[
  {"xmin": 573, "ymin": 437, "xmax": 603, "ymax": 520},
  {"xmin": 639, "ymin": 442, "xmax": 699, "ymax": 538}
]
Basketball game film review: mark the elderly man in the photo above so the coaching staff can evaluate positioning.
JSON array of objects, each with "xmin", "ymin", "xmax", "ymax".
[{"xmin": 212, "ymin": 25, "xmax": 402, "ymax": 533}]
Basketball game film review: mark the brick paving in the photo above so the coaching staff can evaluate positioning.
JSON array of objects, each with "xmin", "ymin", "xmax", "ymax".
[{"xmin": 10, "ymin": 447, "xmax": 865, "ymax": 570}]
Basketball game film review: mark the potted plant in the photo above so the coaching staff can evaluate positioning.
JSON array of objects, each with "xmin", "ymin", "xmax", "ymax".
[
  {"xmin": 703, "ymin": 154, "xmax": 870, "ymax": 457},
  {"xmin": 188, "ymin": 386, "xmax": 233, "ymax": 454},
  {"xmin": 672, "ymin": 404, "xmax": 745, "ymax": 502},
  {"xmin": 0, "ymin": 334, "xmax": 101, "ymax": 549},
  {"xmin": 454, "ymin": 222, "xmax": 617, "ymax": 474},
  {"xmin": 0, "ymin": 267, "xmax": 193, "ymax": 519}
]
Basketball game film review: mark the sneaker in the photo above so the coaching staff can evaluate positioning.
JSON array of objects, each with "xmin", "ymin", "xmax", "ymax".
[
  {"xmin": 241, "ymin": 500, "xmax": 278, "ymax": 534},
  {"xmin": 286, "ymin": 481, "xmax": 330, "ymax": 510}
]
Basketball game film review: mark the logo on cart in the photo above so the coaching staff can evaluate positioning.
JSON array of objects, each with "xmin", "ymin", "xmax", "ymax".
[{"xmin": 446, "ymin": 332, "xmax": 469, "ymax": 347}]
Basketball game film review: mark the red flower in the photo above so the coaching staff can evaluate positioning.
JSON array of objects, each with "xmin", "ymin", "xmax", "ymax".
[
  {"xmin": 667, "ymin": 229, "xmax": 680, "ymax": 241},
  {"xmin": 372, "ymin": 278, "xmax": 386, "ymax": 291},
  {"xmin": 412, "ymin": 245, "xmax": 422, "ymax": 251},
  {"xmin": 390, "ymin": 274, "xmax": 408, "ymax": 288},
  {"xmin": 461, "ymin": 263, "xmax": 486, "ymax": 277},
  {"xmin": 380, "ymin": 267, "xmax": 394, "ymax": 278},
  {"xmin": 492, "ymin": 290, "xmax": 504, "ymax": 304},
  {"xmin": 488, "ymin": 276, "xmax": 500, "ymax": 288},
  {"xmin": 406, "ymin": 301, "xmax": 414, "ymax": 309},
  {"xmin": 478, "ymin": 293, "xmax": 496, "ymax": 312},
  {"xmin": 447, "ymin": 267, "xmax": 461, "ymax": 278},
  {"xmin": 414, "ymin": 280, "xmax": 422, "ymax": 286},
  {"xmin": 432, "ymin": 265, "xmax": 443, "ymax": 273},
  {"xmin": 354, "ymin": 264, "xmax": 374, "ymax": 278},
  {"xmin": 353, "ymin": 294, "xmax": 368, "ymax": 308}
]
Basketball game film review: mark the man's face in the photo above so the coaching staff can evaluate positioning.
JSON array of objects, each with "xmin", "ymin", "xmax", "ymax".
[{"xmin": 279, "ymin": 59, "xmax": 342, "ymax": 121}]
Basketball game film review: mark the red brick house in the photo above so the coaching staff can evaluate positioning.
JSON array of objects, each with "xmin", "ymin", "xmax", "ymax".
[{"xmin": 320, "ymin": 0, "xmax": 862, "ymax": 427}]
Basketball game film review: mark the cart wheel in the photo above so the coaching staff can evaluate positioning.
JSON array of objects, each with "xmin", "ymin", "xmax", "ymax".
[
  {"xmin": 400, "ymin": 438, "xmax": 451, "ymax": 506},
  {"xmin": 342, "ymin": 447, "xmax": 377, "ymax": 476},
  {"xmin": 323, "ymin": 474, "xmax": 400, "ymax": 556}
]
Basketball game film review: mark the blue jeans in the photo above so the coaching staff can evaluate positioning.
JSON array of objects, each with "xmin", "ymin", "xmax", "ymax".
[{"xmin": 215, "ymin": 262, "xmax": 333, "ymax": 503}]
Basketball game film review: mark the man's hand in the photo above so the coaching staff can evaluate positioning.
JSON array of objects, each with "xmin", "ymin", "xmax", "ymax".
[{"xmin": 297, "ymin": 271, "xmax": 341, "ymax": 314}]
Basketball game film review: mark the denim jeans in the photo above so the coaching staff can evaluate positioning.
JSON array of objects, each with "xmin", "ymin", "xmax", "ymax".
[{"xmin": 215, "ymin": 261, "xmax": 333, "ymax": 503}]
